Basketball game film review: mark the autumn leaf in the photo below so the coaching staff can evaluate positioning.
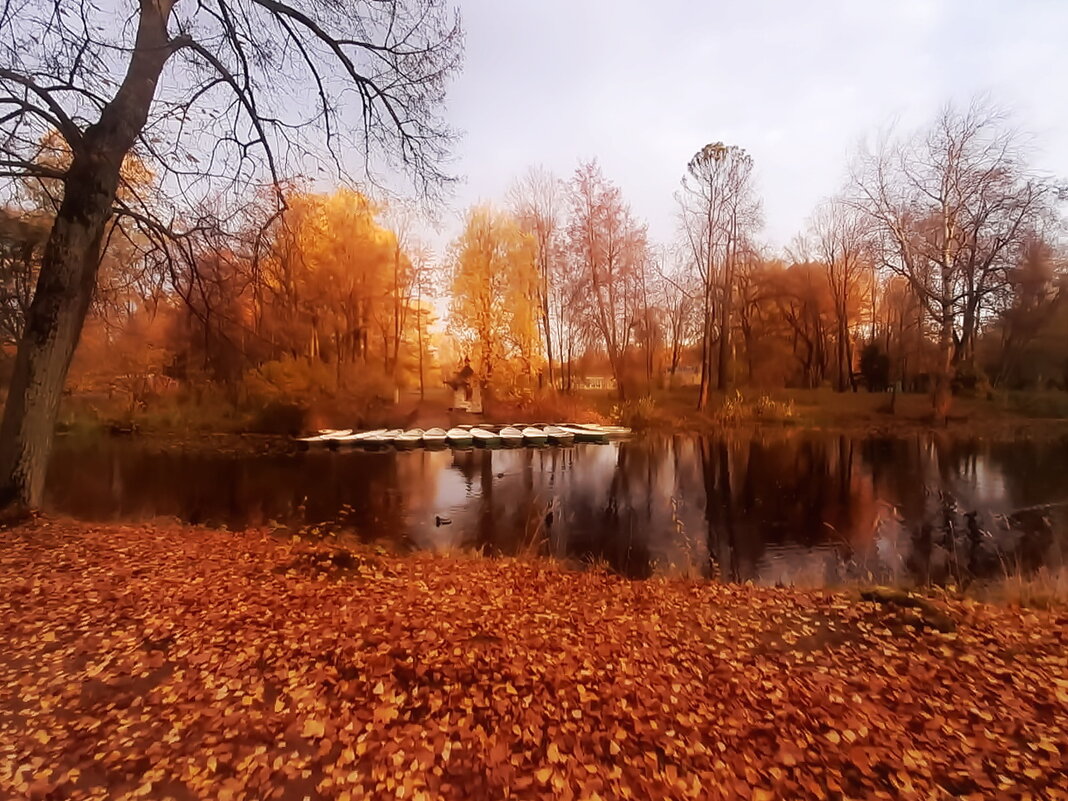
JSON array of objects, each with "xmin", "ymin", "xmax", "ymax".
[{"xmin": 1, "ymin": 519, "xmax": 1066, "ymax": 801}]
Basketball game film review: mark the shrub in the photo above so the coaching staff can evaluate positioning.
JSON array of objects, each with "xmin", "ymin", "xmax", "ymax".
[
  {"xmin": 712, "ymin": 390, "xmax": 796, "ymax": 423},
  {"xmin": 859, "ymin": 342, "xmax": 891, "ymax": 392},
  {"xmin": 498, "ymin": 391, "xmax": 603, "ymax": 424},
  {"xmin": 952, "ymin": 362, "xmax": 992, "ymax": 398},
  {"xmin": 243, "ymin": 357, "xmax": 336, "ymax": 405},
  {"xmin": 247, "ymin": 401, "xmax": 309, "ymax": 435},
  {"xmin": 610, "ymin": 397, "xmax": 662, "ymax": 429}
]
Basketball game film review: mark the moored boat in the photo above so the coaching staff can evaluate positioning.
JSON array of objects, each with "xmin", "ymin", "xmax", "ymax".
[
  {"xmin": 572, "ymin": 423, "xmax": 632, "ymax": 438},
  {"xmin": 330, "ymin": 428, "xmax": 386, "ymax": 446},
  {"xmin": 543, "ymin": 425, "xmax": 575, "ymax": 445},
  {"xmin": 521, "ymin": 426, "xmax": 548, "ymax": 446},
  {"xmin": 499, "ymin": 426, "xmax": 524, "ymax": 447},
  {"xmin": 394, "ymin": 428, "xmax": 425, "ymax": 450},
  {"xmin": 295, "ymin": 428, "xmax": 354, "ymax": 449},
  {"xmin": 446, "ymin": 427, "xmax": 474, "ymax": 448},
  {"xmin": 470, "ymin": 427, "xmax": 502, "ymax": 448},
  {"xmin": 557, "ymin": 425, "xmax": 608, "ymax": 443},
  {"xmin": 423, "ymin": 427, "xmax": 448, "ymax": 448},
  {"xmin": 360, "ymin": 428, "xmax": 403, "ymax": 449}
]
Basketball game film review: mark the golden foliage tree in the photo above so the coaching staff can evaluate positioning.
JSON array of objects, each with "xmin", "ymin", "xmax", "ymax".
[{"xmin": 448, "ymin": 206, "xmax": 541, "ymax": 387}]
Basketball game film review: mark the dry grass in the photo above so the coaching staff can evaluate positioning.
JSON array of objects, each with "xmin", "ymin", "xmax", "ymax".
[
  {"xmin": 978, "ymin": 566, "xmax": 1068, "ymax": 610},
  {"xmin": 484, "ymin": 391, "xmax": 606, "ymax": 426}
]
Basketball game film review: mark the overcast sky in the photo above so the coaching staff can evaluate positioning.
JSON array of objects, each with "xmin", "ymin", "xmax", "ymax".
[{"xmin": 435, "ymin": 0, "xmax": 1067, "ymax": 251}]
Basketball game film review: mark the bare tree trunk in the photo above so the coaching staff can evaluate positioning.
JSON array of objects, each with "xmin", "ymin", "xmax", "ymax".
[
  {"xmin": 541, "ymin": 283, "xmax": 554, "ymax": 391},
  {"xmin": 0, "ymin": 1, "xmax": 175, "ymax": 509},
  {"xmin": 697, "ymin": 315, "xmax": 710, "ymax": 410},
  {"xmin": 717, "ymin": 244, "xmax": 735, "ymax": 391},
  {"xmin": 416, "ymin": 285, "xmax": 425, "ymax": 400},
  {"xmin": 0, "ymin": 180, "xmax": 110, "ymax": 508},
  {"xmin": 836, "ymin": 314, "xmax": 849, "ymax": 392},
  {"xmin": 392, "ymin": 245, "xmax": 401, "ymax": 379},
  {"xmin": 934, "ymin": 302, "xmax": 954, "ymax": 423},
  {"xmin": 845, "ymin": 329, "xmax": 857, "ymax": 392}
]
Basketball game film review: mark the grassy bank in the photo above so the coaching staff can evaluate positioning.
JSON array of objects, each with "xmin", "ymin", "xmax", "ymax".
[
  {"xmin": 588, "ymin": 387, "xmax": 1068, "ymax": 436},
  {"xmin": 1, "ymin": 520, "xmax": 1065, "ymax": 800},
  {"xmin": 51, "ymin": 385, "xmax": 1068, "ymax": 442}
]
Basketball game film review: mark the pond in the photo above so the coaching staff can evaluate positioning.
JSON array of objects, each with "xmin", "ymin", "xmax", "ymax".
[{"xmin": 45, "ymin": 431, "xmax": 1068, "ymax": 587}]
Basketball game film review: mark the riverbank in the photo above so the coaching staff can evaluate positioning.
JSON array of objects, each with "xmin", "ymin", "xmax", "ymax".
[
  {"xmin": 2, "ymin": 520, "xmax": 1065, "ymax": 800},
  {"xmin": 55, "ymin": 386, "xmax": 1068, "ymax": 444},
  {"xmin": 591, "ymin": 387, "xmax": 1068, "ymax": 437}
]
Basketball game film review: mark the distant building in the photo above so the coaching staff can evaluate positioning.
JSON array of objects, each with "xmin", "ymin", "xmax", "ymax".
[
  {"xmin": 577, "ymin": 375, "xmax": 616, "ymax": 391},
  {"xmin": 447, "ymin": 357, "xmax": 482, "ymax": 412}
]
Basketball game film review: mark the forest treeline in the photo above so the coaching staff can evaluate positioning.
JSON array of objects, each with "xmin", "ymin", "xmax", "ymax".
[{"xmin": 1, "ymin": 100, "xmax": 1065, "ymax": 422}]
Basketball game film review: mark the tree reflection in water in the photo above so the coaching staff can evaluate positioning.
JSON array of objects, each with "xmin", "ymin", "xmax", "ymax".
[{"xmin": 47, "ymin": 432, "xmax": 1067, "ymax": 587}]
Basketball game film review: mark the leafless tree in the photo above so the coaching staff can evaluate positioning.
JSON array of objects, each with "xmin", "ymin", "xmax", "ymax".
[
  {"xmin": 678, "ymin": 142, "xmax": 760, "ymax": 408},
  {"xmin": 851, "ymin": 99, "xmax": 1054, "ymax": 418},
  {"xmin": 803, "ymin": 196, "xmax": 871, "ymax": 392},
  {"xmin": 656, "ymin": 249, "xmax": 700, "ymax": 381},
  {"xmin": 566, "ymin": 160, "xmax": 647, "ymax": 401},
  {"xmin": 0, "ymin": 0, "xmax": 462, "ymax": 507},
  {"xmin": 509, "ymin": 166, "xmax": 563, "ymax": 390}
]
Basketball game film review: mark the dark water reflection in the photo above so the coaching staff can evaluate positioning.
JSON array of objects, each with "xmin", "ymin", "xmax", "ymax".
[{"xmin": 45, "ymin": 432, "xmax": 1068, "ymax": 586}]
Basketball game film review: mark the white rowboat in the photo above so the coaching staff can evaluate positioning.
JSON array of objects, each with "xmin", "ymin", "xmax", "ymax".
[
  {"xmin": 557, "ymin": 425, "xmax": 608, "ymax": 443},
  {"xmin": 499, "ymin": 426, "xmax": 524, "ymax": 447},
  {"xmin": 470, "ymin": 427, "xmax": 502, "ymax": 447},
  {"xmin": 572, "ymin": 423, "xmax": 632, "ymax": 438},
  {"xmin": 543, "ymin": 425, "xmax": 575, "ymax": 445},
  {"xmin": 446, "ymin": 427, "xmax": 474, "ymax": 447},
  {"xmin": 330, "ymin": 428, "xmax": 387, "ymax": 444},
  {"xmin": 423, "ymin": 427, "xmax": 448, "ymax": 448},
  {"xmin": 394, "ymin": 428, "xmax": 424, "ymax": 449},
  {"xmin": 361, "ymin": 428, "xmax": 403, "ymax": 448},
  {"xmin": 296, "ymin": 428, "xmax": 353, "ymax": 443},
  {"xmin": 521, "ymin": 426, "xmax": 548, "ymax": 446}
]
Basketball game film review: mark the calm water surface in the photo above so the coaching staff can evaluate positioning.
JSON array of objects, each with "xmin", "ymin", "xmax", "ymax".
[{"xmin": 45, "ymin": 431, "xmax": 1068, "ymax": 586}]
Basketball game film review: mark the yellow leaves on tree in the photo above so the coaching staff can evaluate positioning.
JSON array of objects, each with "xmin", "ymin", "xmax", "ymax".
[
  {"xmin": 228, "ymin": 188, "xmax": 436, "ymax": 403},
  {"xmin": 448, "ymin": 204, "xmax": 542, "ymax": 386},
  {"xmin": 265, "ymin": 188, "xmax": 399, "ymax": 365}
]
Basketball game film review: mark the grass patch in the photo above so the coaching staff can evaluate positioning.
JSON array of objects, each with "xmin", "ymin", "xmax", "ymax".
[
  {"xmin": 996, "ymin": 390, "xmax": 1068, "ymax": 419},
  {"xmin": 975, "ymin": 566, "xmax": 1068, "ymax": 610}
]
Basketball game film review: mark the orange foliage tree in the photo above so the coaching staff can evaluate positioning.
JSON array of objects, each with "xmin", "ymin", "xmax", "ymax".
[{"xmin": 448, "ymin": 205, "xmax": 541, "ymax": 390}]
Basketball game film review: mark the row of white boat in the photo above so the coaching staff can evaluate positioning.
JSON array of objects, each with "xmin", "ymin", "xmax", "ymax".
[{"xmin": 296, "ymin": 423, "xmax": 632, "ymax": 449}]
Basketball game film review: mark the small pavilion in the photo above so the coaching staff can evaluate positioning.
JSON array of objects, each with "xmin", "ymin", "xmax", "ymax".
[{"xmin": 447, "ymin": 357, "xmax": 482, "ymax": 413}]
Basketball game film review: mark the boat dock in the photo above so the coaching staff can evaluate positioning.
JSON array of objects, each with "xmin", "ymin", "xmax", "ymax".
[{"xmin": 295, "ymin": 423, "xmax": 631, "ymax": 450}]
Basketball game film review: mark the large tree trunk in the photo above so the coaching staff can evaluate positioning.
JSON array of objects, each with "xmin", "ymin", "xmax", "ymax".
[
  {"xmin": 0, "ymin": 174, "xmax": 112, "ymax": 507},
  {"xmin": 836, "ymin": 313, "xmax": 849, "ymax": 392},
  {"xmin": 933, "ymin": 302, "xmax": 954, "ymax": 423},
  {"xmin": 0, "ymin": 1, "xmax": 174, "ymax": 509}
]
